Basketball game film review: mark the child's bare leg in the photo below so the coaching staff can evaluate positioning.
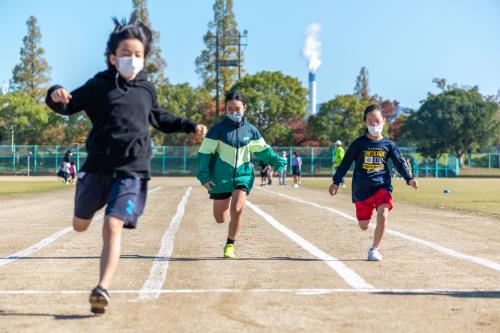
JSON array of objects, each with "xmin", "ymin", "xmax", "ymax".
[
  {"xmin": 73, "ymin": 217, "xmax": 92, "ymax": 232},
  {"xmin": 213, "ymin": 198, "xmax": 230, "ymax": 223},
  {"xmin": 99, "ymin": 216, "xmax": 124, "ymax": 289},
  {"xmin": 227, "ymin": 190, "xmax": 247, "ymax": 240},
  {"xmin": 372, "ymin": 205, "xmax": 390, "ymax": 248},
  {"xmin": 358, "ymin": 220, "xmax": 370, "ymax": 230}
]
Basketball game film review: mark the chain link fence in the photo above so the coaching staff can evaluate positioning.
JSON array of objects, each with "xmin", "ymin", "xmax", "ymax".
[{"xmin": 1, "ymin": 145, "xmax": 498, "ymax": 177}]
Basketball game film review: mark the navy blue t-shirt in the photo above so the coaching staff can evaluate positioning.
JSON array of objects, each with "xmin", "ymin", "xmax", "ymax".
[{"xmin": 333, "ymin": 135, "xmax": 413, "ymax": 203}]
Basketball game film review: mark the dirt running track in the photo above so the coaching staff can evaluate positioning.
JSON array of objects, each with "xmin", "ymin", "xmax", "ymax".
[{"xmin": 0, "ymin": 177, "xmax": 499, "ymax": 332}]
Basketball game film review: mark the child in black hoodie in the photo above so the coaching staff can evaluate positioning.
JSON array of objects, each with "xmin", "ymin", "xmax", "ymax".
[{"xmin": 46, "ymin": 18, "xmax": 207, "ymax": 314}]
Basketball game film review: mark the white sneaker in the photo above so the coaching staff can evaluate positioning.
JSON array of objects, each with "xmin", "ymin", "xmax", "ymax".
[
  {"xmin": 293, "ymin": 184, "xmax": 299, "ymax": 188},
  {"xmin": 367, "ymin": 248, "xmax": 383, "ymax": 261}
]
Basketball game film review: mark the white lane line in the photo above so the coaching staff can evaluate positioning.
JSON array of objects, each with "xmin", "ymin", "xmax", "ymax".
[
  {"xmin": 0, "ymin": 227, "xmax": 74, "ymax": 266},
  {"xmin": 133, "ymin": 187, "xmax": 192, "ymax": 301},
  {"xmin": 246, "ymin": 201, "xmax": 373, "ymax": 289},
  {"xmin": 148, "ymin": 186, "xmax": 162, "ymax": 194},
  {"xmin": 257, "ymin": 188, "xmax": 500, "ymax": 272},
  {"xmin": 0, "ymin": 288, "xmax": 497, "ymax": 295},
  {"xmin": 0, "ymin": 186, "xmax": 162, "ymax": 267}
]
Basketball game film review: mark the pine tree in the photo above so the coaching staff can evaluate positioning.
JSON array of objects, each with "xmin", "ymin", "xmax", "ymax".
[
  {"xmin": 195, "ymin": 0, "xmax": 243, "ymax": 110},
  {"xmin": 11, "ymin": 16, "xmax": 51, "ymax": 101},
  {"xmin": 129, "ymin": 0, "xmax": 167, "ymax": 85},
  {"xmin": 354, "ymin": 66, "xmax": 370, "ymax": 99}
]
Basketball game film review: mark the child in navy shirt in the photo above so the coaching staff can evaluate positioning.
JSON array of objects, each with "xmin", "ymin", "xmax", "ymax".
[{"xmin": 329, "ymin": 104, "xmax": 419, "ymax": 261}]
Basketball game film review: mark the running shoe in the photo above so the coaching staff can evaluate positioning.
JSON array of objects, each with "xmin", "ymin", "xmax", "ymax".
[
  {"xmin": 89, "ymin": 285, "xmax": 110, "ymax": 315},
  {"xmin": 223, "ymin": 243, "xmax": 236, "ymax": 259},
  {"xmin": 367, "ymin": 248, "xmax": 383, "ymax": 261}
]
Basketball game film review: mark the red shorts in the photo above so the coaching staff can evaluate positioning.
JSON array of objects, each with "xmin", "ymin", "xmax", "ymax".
[{"xmin": 354, "ymin": 188, "xmax": 393, "ymax": 221}]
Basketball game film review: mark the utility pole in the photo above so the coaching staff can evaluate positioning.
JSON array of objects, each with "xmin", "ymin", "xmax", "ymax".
[
  {"xmin": 236, "ymin": 30, "xmax": 248, "ymax": 80},
  {"xmin": 1, "ymin": 81, "xmax": 8, "ymax": 95},
  {"xmin": 238, "ymin": 34, "xmax": 241, "ymax": 80},
  {"xmin": 216, "ymin": 29, "xmax": 220, "ymax": 116},
  {"xmin": 215, "ymin": 24, "xmax": 248, "ymax": 117}
]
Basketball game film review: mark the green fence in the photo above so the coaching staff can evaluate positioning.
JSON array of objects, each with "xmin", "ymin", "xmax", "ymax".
[
  {"xmin": 466, "ymin": 153, "xmax": 500, "ymax": 169},
  {"xmin": 0, "ymin": 145, "xmax": 498, "ymax": 177}
]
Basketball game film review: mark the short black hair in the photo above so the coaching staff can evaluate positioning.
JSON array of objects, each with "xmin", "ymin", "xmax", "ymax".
[
  {"xmin": 105, "ymin": 17, "xmax": 153, "ymax": 69},
  {"xmin": 363, "ymin": 104, "xmax": 382, "ymax": 121},
  {"xmin": 225, "ymin": 91, "xmax": 247, "ymax": 106}
]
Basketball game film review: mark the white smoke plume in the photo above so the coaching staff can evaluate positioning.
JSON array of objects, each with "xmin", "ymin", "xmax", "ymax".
[{"xmin": 303, "ymin": 23, "xmax": 321, "ymax": 72}]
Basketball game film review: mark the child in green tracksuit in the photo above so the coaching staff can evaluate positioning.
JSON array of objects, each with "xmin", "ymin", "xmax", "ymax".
[{"xmin": 197, "ymin": 91, "xmax": 286, "ymax": 258}]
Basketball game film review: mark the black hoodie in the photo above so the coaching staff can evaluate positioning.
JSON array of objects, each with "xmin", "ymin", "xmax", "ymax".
[{"xmin": 46, "ymin": 69, "xmax": 198, "ymax": 175}]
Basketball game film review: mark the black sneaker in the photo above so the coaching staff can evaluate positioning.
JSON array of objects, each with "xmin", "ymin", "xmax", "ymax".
[{"xmin": 89, "ymin": 285, "xmax": 110, "ymax": 315}]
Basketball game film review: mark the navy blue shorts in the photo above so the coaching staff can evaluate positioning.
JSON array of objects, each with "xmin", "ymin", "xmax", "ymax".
[
  {"xmin": 74, "ymin": 172, "xmax": 148, "ymax": 229},
  {"xmin": 292, "ymin": 166, "xmax": 301, "ymax": 176}
]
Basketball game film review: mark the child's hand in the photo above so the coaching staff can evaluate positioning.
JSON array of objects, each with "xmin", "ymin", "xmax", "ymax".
[
  {"xmin": 203, "ymin": 181, "xmax": 215, "ymax": 190},
  {"xmin": 50, "ymin": 88, "xmax": 72, "ymax": 104},
  {"xmin": 195, "ymin": 124, "xmax": 208, "ymax": 138},
  {"xmin": 329, "ymin": 183, "xmax": 339, "ymax": 196},
  {"xmin": 409, "ymin": 178, "xmax": 419, "ymax": 190}
]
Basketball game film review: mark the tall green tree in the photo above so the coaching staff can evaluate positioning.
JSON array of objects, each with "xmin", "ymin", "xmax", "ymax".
[
  {"xmin": 308, "ymin": 94, "xmax": 371, "ymax": 145},
  {"xmin": 0, "ymin": 92, "xmax": 50, "ymax": 144},
  {"xmin": 230, "ymin": 71, "xmax": 307, "ymax": 144},
  {"xmin": 41, "ymin": 113, "xmax": 91, "ymax": 146},
  {"xmin": 354, "ymin": 66, "xmax": 369, "ymax": 99},
  {"xmin": 129, "ymin": 0, "xmax": 167, "ymax": 85},
  {"xmin": 152, "ymin": 82, "xmax": 213, "ymax": 146},
  {"xmin": 11, "ymin": 16, "xmax": 51, "ymax": 101},
  {"xmin": 195, "ymin": 0, "xmax": 242, "ymax": 110},
  {"xmin": 402, "ymin": 87, "xmax": 500, "ymax": 165},
  {"xmin": 431, "ymin": 77, "xmax": 462, "ymax": 92}
]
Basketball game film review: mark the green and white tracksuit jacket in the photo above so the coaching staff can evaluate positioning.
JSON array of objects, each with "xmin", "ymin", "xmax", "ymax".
[{"xmin": 197, "ymin": 117, "xmax": 287, "ymax": 194}]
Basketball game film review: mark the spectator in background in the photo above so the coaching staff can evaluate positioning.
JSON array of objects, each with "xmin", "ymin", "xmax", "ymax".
[
  {"xmin": 292, "ymin": 152, "xmax": 302, "ymax": 188},
  {"xmin": 259, "ymin": 160, "xmax": 268, "ymax": 186},
  {"xmin": 64, "ymin": 150, "xmax": 72, "ymax": 163},
  {"xmin": 267, "ymin": 165, "xmax": 273, "ymax": 185},
  {"xmin": 57, "ymin": 161, "xmax": 70, "ymax": 184},
  {"xmin": 279, "ymin": 151, "xmax": 287, "ymax": 185},
  {"xmin": 333, "ymin": 140, "xmax": 346, "ymax": 188},
  {"xmin": 69, "ymin": 160, "xmax": 77, "ymax": 184}
]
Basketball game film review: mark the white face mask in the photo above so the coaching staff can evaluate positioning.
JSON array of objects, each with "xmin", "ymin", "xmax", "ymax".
[
  {"xmin": 227, "ymin": 113, "xmax": 243, "ymax": 122},
  {"xmin": 368, "ymin": 124, "xmax": 384, "ymax": 136},
  {"xmin": 116, "ymin": 56, "xmax": 144, "ymax": 79}
]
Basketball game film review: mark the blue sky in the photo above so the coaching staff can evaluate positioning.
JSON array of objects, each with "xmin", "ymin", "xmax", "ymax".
[{"xmin": 1, "ymin": 0, "xmax": 499, "ymax": 109}]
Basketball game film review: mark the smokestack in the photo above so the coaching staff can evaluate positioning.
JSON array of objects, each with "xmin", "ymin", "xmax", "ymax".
[
  {"xmin": 0, "ymin": 81, "xmax": 8, "ymax": 95},
  {"xmin": 309, "ymin": 72, "xmax": 317, "ymax": 115},
  {"xmin": 302, "ymin": 23, "xmax": 321, "ymax": 116}
]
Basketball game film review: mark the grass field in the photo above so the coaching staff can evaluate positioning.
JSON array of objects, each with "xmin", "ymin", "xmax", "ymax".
[
  {"xmin": 459, "ymin": 167, "xmax": 500, "ymax": 177},
  {"xmin": 0, "ymin": 179, "xmax": 67, "ymax": 196},
  {"xmin": 301, "ymin": 177, "xmax": 500, "ymax": 217}
]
